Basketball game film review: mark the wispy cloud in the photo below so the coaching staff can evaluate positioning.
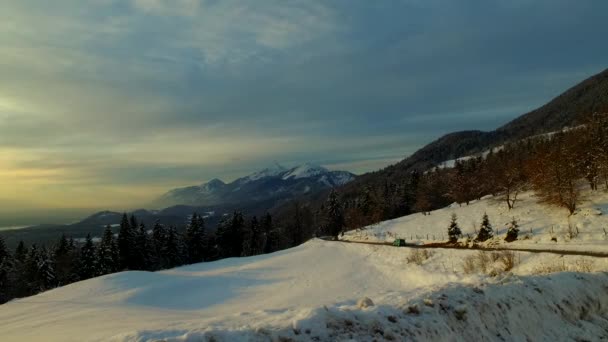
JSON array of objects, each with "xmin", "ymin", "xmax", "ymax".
[{"xmin": 0, "ymin": 0, "xmax": 607, "ymax": 211}]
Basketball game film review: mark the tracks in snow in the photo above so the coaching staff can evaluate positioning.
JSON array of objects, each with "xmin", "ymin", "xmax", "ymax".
[{"xmin": 330, "ymin": 238, "xmax": 608, "ymax": 258}]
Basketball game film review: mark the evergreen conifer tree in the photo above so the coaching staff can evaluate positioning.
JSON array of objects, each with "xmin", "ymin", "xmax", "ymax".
[
  {"xmin": 38, "ymin": 246, "xmax": 57, "ymax": 290},
  {"xmin": 164, "ymin": 226, "xmax": 182, "ymax": 268},
  {"xmin": 133, "ymin": 223, "xmax": 151, "ymax": 270},
  {"xmin": 117, "ymin": 213, "xmax": 133, "ymax": 270},
  {"xmin": 476, "ymin": 213, "xmax": 494, "ymax": 242},
  {"xmin": 185, "ymin": 213, "xmax": 205, "ymax": 263},
  {"xmin": 0, "ymin": 236, "xmax": 13, "ymax": 303},
  {"xmin": 97, "ymin": 225, "xmax": 118, "ymax": 275},
  {"xmin": 151, "ymin": 220, "xmax": 166, "ymax": 269},
  {"xmin": 14, "ymin": 241, "xmax": 27, "ymax": 263},
  {"xmin": 54, "ymin": 234, "xmax": 77, "ymax": 285},
  {"xmin": 23, "ymin": 244, "xmax": 42, "ymax": 295},
  {"xmin": 325, "ymin": 190, "xmax": 345, "ymax": 240},
  {"xmin": 447, "ymin": 213, "xmax": 462, "ymax": 243},
  {"xmin": 241, "ymin": 217, "xmax": 254, "ymax": 257},
  {"xmin": 505, "ymin": 217, "xmax": 519, "ymax": 242},
  {"xmin": 78, "ymin": 234, "xmax": 97, "ymax": 280},
  {"xmin": 261, "ymin": 213, "xmax": 273, "ymax": 254}
]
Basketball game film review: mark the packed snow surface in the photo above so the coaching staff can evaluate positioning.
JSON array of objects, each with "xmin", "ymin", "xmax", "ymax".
[{"xmin": 2, "ymin": 191, "xmax": 608, "ymax": 341}]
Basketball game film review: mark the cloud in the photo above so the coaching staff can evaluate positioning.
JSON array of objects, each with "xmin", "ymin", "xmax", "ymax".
[{"xmin": 0, "ymin": 0, "xmax": 607, "ymax": 212}]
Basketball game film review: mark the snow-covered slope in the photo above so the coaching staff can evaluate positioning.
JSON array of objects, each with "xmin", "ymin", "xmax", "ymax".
[
  {"xmin": 345, "ymin": 189, "xmax": 608, "ymax": 253},
  {"xmin": 3, "ymin": 190, "xmax": 608, "ymax": 341},
  {"xmin": 2, "ymin": 243, "xmax": 608, "ymax": 340}
]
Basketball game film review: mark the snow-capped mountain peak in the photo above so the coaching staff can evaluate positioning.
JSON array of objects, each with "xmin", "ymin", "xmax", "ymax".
[
  {"xmin": 240, "ymin": 162, "xmax": 288, "ymax": 183},
  {"xmin": 282, "ymin": 163, "xmax": 328, "ymax": 180},
  {"xmin": 200, "ymin": 178, "xmax": 226, "ymax": 193},
  {"xmin": 156, "ymin": 162, "xmax": 356, "ymax": 207}
]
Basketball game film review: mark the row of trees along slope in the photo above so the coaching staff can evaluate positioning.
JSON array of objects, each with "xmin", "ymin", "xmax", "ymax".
[{"xmin": 271, "ymin": 67, "xmax": 608, "ymax": 236}]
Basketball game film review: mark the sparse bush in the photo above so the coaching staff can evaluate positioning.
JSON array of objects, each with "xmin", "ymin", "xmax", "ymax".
[
  {"xmin": 406, "ymin": 249, "xmax": 434, "ymax": 265},
  {"xmin": 462, "ymin": 255, "xmax": 477, "ymax": 274},
  {"xmin": 463, "ymin": 250, "xmax": 517, "ymax": 275},
  {"xmin": 463, "ymin": 250, "xmax": 491, "ymax": 274},
  {"xmin": 574, "ymin": 259, "xmax": 593, "ymax": 272},
  {"xmin": 453, "ymin": 306, "xmax": 467, "ymax": 321},
  {"xmin": 566, "ymin": 222, "xmax": 579, "ymax": 240},
  {"xmin": 532, "ymin": 258, "xmax": 594, "ymax": 274},
  {"xmin": 498, "ymin": 251, "xmax": 516, "ymax": 272}
]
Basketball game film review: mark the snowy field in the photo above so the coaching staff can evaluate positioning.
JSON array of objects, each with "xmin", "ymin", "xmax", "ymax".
[
  {"xmin": 345, "ymin": 190, "xmax": 608, "ymax": 253},
  {"xmin": 1, "ymin": 191, "xmax": 608, "ymax": 341}
]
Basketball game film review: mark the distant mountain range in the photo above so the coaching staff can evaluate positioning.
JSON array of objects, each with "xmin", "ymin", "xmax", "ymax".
[{"xmin": 155, "ymin": 163, "xmax": 356, "ymax": 207}]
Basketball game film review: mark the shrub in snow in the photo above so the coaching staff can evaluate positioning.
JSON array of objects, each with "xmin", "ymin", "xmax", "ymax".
[
  {"xmin": 406, "ymin": 304, "xmax": 420, "ymax": 315},
  {"xmin": 504, "ymin": 218, "xmax": 519, "ymax": 242},
  {"xmin": 406, "ymin": 249, "xmax": 434, "ymax": 265},
  {"xmin": 475, "ymin": 213, "xmax": 494, "ymax": 242},
  {"xmin": 499, "ymin": 251, "xmax": 517, "ymax": 272},
  {"xmin": 447, "ymin": 213, "xmax": 462, "ymax": 243},
  {"xmin": 357, "ymin": 297, "xmax": 374, "ymax": 309},
  {"xmin": 453, "ymin": 305, "xmax": 467, "ymax": 321}
]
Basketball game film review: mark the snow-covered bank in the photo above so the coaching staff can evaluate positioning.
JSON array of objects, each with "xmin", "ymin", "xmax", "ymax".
[
  {"xmin": 344, "ymin": 190, "xmax": 608, "ymax": 253},
  {"xmin": 2, "ymin": 189, "xmax": 608, "ymax": 341},
  {"xmin": 1, "ymin": 238, "xmax": 607, "ymax": 341},
  {"xmin": 125, "ymin": 272, "xmax": 608, "ymax": 342}
]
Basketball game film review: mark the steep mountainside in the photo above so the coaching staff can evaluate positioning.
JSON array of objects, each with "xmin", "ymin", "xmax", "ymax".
[
  {"xmin": 341, "ymin": 67, "xmax": 608, "ymax": 191},
  {"xmin": 156, "ymin": 163, "xmax": 356, "ymax": 207}
]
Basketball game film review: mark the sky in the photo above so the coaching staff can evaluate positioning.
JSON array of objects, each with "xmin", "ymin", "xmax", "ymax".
[{"xmin": 1, "ymin": 0, "xmax": 607, "ymax": 216}]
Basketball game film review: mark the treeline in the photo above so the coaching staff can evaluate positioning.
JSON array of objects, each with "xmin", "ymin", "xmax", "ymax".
[
  {"xmin": 271, "ymin": 113, "xmax": 608, "ymax": 237},
  {"xmin": 0, "ymin": 211, "xmax": 289, "ymax": 304},
  {"xmin": 338, "ymin": 113, "xmax": 608, "ymax": 226}
]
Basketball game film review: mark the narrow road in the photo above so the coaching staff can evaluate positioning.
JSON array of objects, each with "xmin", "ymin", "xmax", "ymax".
[{"xmin": 328, "ymin": 238, "xmax": 608, "ymax": 258}]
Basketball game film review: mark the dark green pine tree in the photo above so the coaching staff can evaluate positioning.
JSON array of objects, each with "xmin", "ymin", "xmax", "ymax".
[
  {"xmin": 504, "ymin": 217, "xmax": 519, "ymax": 242},
  {"xmin": 185, "ymin": 213, "xmax": 205, "ymax": 264},
  {"xmin": 38, "ymin": 246, "xmax": 57, "ymax": 290},
  {"xmin": 476, "ymin": 213, "xmax": 494, "ymax": 242},
  {"xmin": 54, "ymin": 234, "xmax": 77, "ymax": 285},
  {"xmin": 261, "ymin": 213, "xmax": 274, "ymax": 254},
  {"xmin": 77, "ymin": 234, "xmax": 97, "ymax": 280},
  {"xmin": 23, "ymin": 244, "xmax": 42, "ymax": 295},
  {"xmin": 97, "ymin": 225, "xmax": 118, "ymax": 275},
  {"xmin": 133, "ymin": 223, "xmax": 151, "ymax": 270},
  {"xmin": 11, "ymin": 241, "xmax": 29, "ymax": 298},
  {"xmin": 241, "ymin": 217, "xmax": 254, "ymax": 257},
  {"xmin": 14, "ymin": 241, "xmax": 27, "ymax": 263},
  {"xmin": 289, "ymin": 202, "xmax": 304, "ymax": 247},
  {"xmin": 151, "ymin": 220, "xmax": 166, "ymax": 269},
  {"xmin": 249, "ymin": 216, "xmax": 261, "ymax": 256},
  {"xmin": 117, "ymin": 213, "xmax": 133, "ymax": 270},
  {"xmin": 447, "ymin": 213, "xmax": 462, "ymax": 243},
  {"xmin": 0, "ymin": 236, "xmax": 13, "ymax": 304},
  {"xmin": 216, "ymin": 212, "xmax": 245, "ymax": 258},
  {"xmin": 359, "ymin": 186, "xmax": 374, "ymax": 216},
  {"xmin": 164, "ymin": 226, "xmax": 182, "ymax": 268},
  {"xmin": 325, "ymin": 190, "xmax": 345, "ymax": 240},
  {"xmin": 129, "ymin": 215, "xmax": 138, "ymax": 234},
  {"xmin": 0, "ymin": 236, "xmax": 9, "ymax": 265}
]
